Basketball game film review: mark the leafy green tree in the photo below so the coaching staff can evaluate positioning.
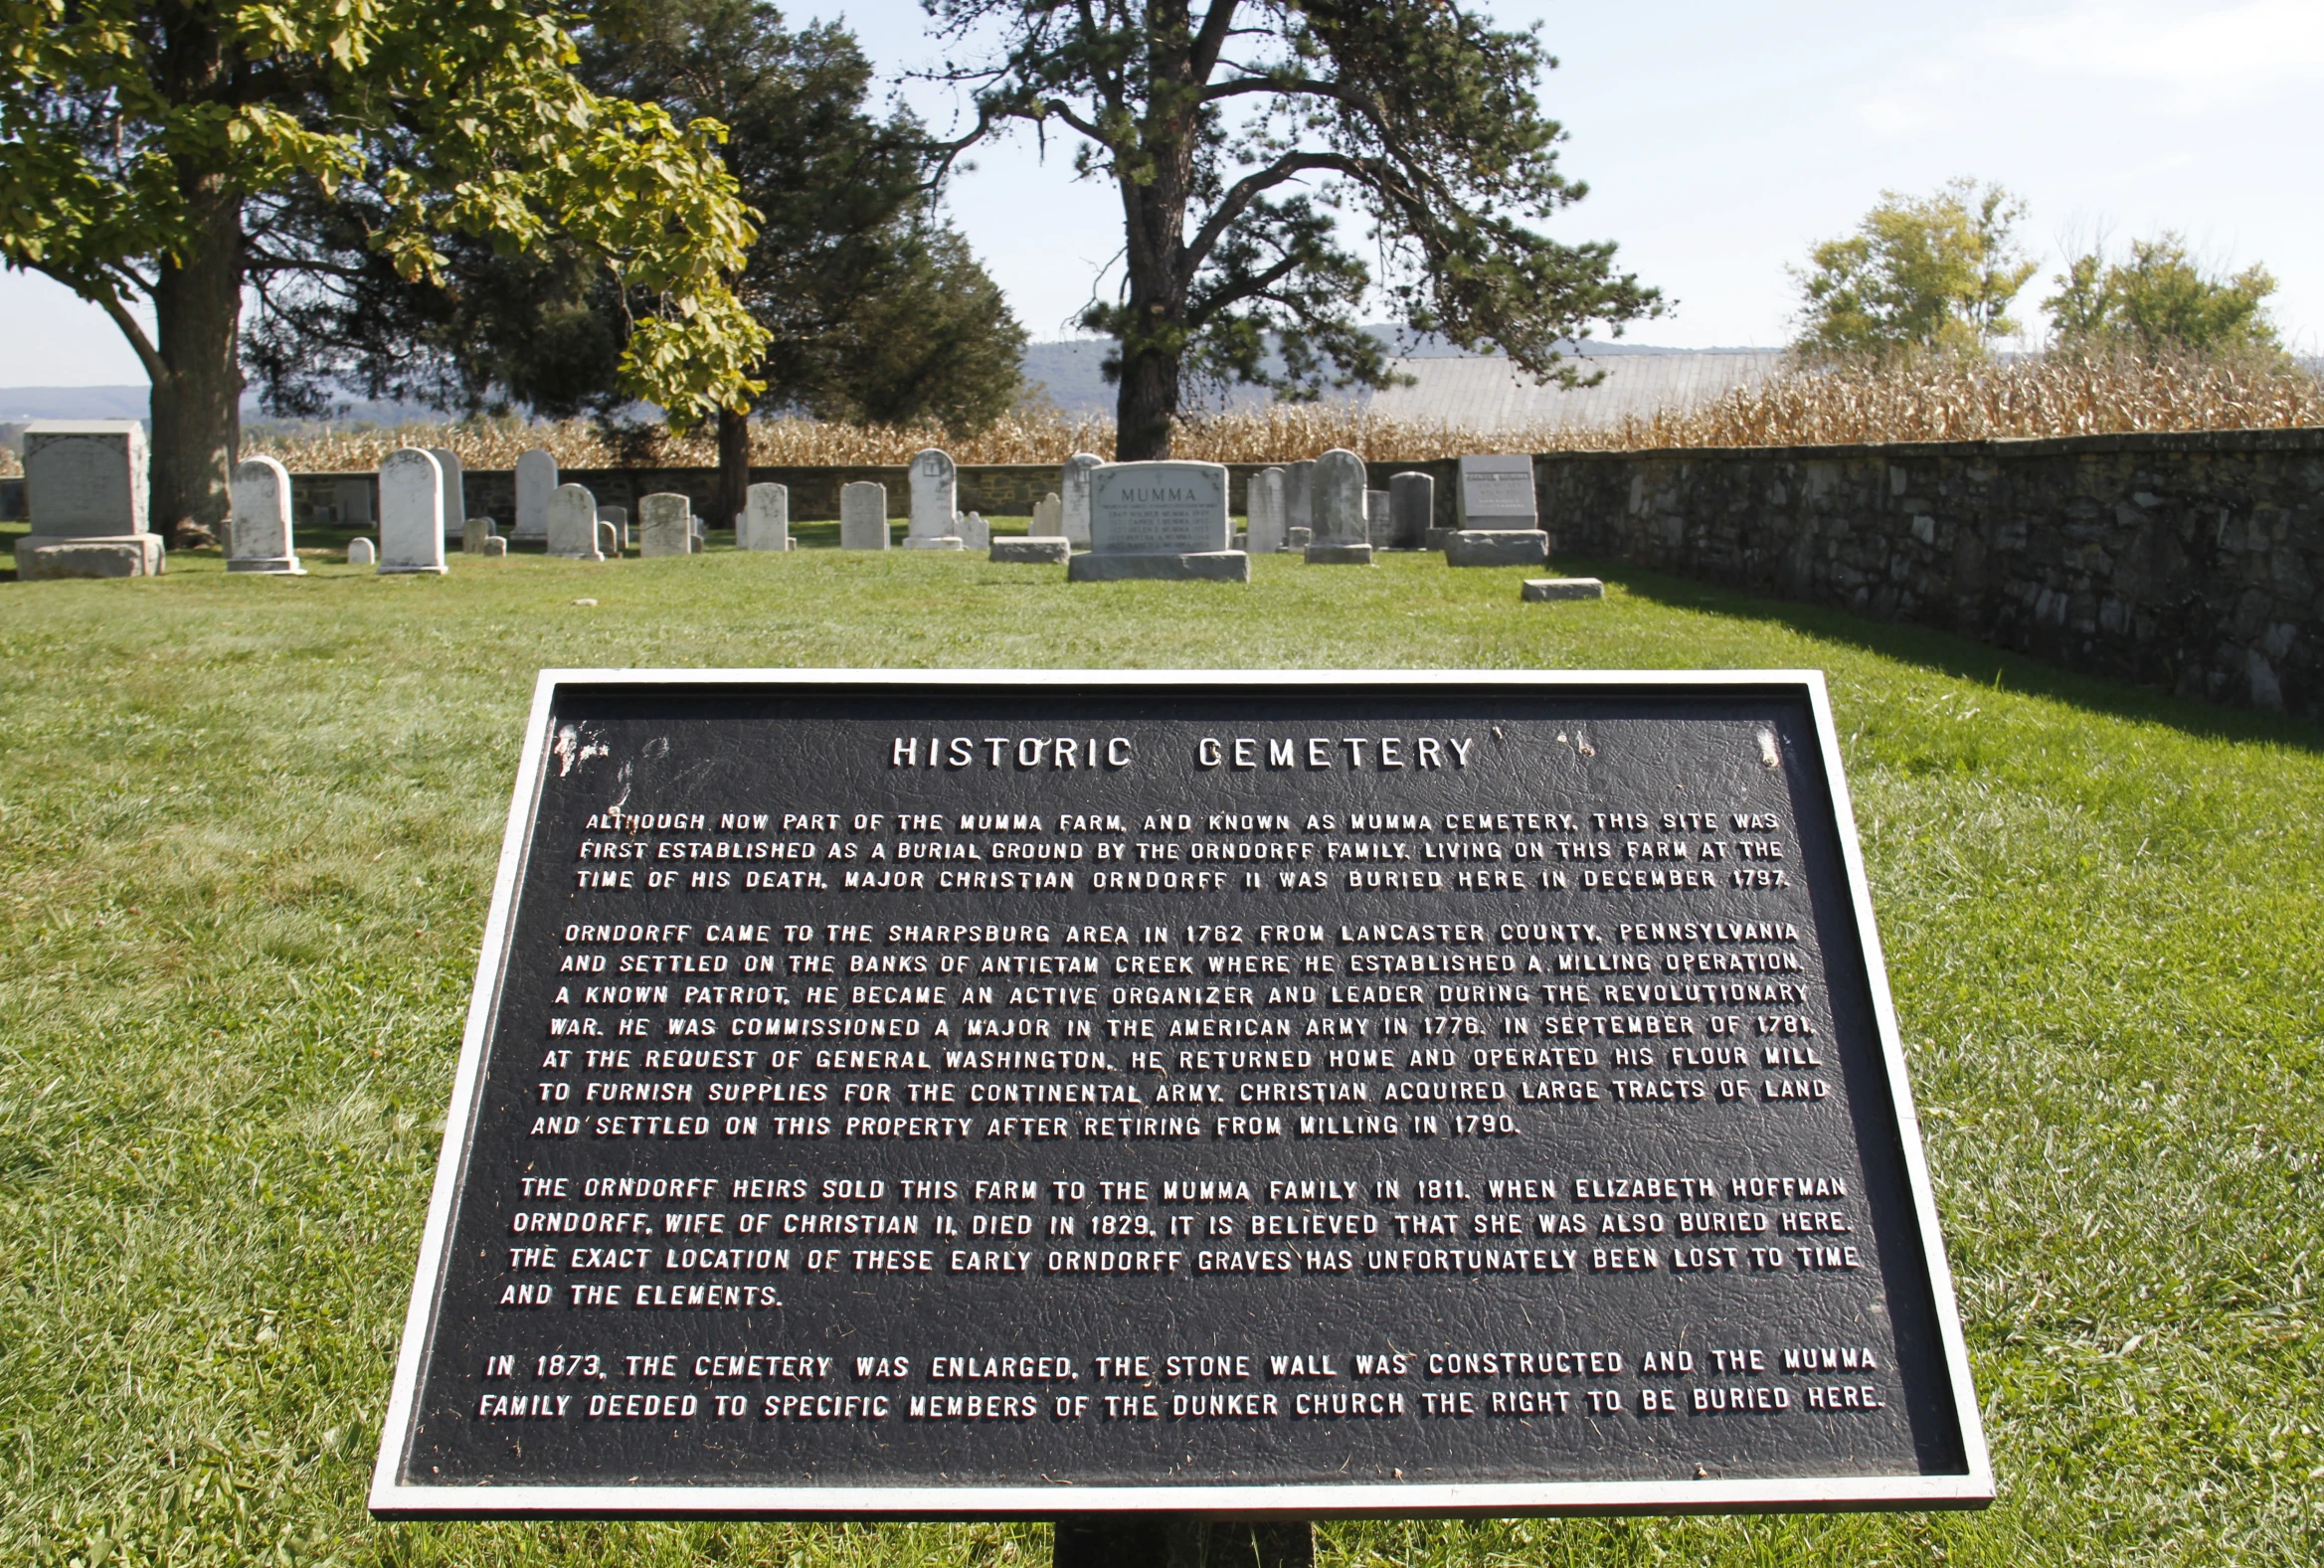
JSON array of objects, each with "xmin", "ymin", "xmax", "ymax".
[
  {"xmin": 1791, "ymin": 179, "xmax": 2036, "ymax": 359},
  {"xmin": 2046, "ymin": 233, "xmax": 2280, "ymax": 357},
  {"xmin": 0, "ymin": 0, "xmax": 766, "ymax": 537},
  {"xmin": 923, "ymin": 0, "xmax": 1661, "ymax": 459},
  {"xmin": 247, "ymin": 0, "xmax": 1023, "ymax": 526}
]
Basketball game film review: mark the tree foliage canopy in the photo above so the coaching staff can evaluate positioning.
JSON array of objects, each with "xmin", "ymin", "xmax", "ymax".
[
  {"xmin": 924, "ymin": 0, "xmax": 1660, "ymax": 456},
  {"xmin": 1791, "ymin": 180, "xmax": 2037, "ymax": 359},
  {"xmin": 2046, "ymin": 234, "xmax": 2280, "ymax": 359},
  {"xmin": 0, "ymin": 0, "xmax": 770, "ymax": 421},
  {"xmin": 246, "ymin": 0, "xmax": 1023, "ymax": 436}
]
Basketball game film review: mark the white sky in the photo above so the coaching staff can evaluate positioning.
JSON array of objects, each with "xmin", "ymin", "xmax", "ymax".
[{"xmin": 5, "ymin": 0, "xmax": 2319, "ymax": 385}]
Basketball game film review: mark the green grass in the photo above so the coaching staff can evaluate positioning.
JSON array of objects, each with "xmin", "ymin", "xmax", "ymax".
[{"xmin": 0, "ymin": 529, "xmax": 2318, "ymax": 1568}]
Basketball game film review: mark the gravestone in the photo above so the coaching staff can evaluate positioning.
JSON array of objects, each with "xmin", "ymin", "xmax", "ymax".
[
  {"xmin": 990, "ymin": 537, "xmax": 1069, "ymax": 565},
  {"xmin": 597, "ymin": 521, "xmax": 619, "ymax": 559},
  {"xmin": 227, "ymin": 455, "xmax": 304, "ymax": 574},
  {"xmin": 1246, "ymin": 466, "xmax": 1287, "ymax": 554},
  {"xmin": 346, "ymin": 537, "xmax": 376, "ymax": 566},
  {"xmin": 334, "ymin": 478, "xmax": 374, "ymax": 529},
  {"xmin": 1030, "ymin": 492, "xmax": 1065, "ymax": 538},
  {"xmin": 478, "ymin": 535, "xmax": 507, "ymax": 558},
  {"xmin": 598, "ymin": 506, "xmax": 628, "ymax": 553},
  {"xmin": 425, "ymin": 448, "xmax": 466, "ymax": 545},
  {"xmin": 1364, "ymin": 488, "xmax": 1392, "ymax": 548},
  {"xmin": 1455, "ymin": 453, "xmax": 1537, "ymax": 529},
  {"xmin": 1067, "ymin": 460, "xmax": 1248, "ymax": 582},
  {"xmin": 638, "ymin": 493, "xmax": 694, "ymax": 558},
  {"xmin": 957, "ymin": 512, "xmax": 990, "ymax": 551},
  {"xmin": 13, "ymin": 420, "xmax": 165, "ymax": 579},
  {"xmin": 1284, "ymin": 458, "xmax": 1315, "ymax": 536},
  {"xmin": 370, "ymin": 669, "xmax": 1994, "ymax": 1529},
  {"xmin": 462, "ymin": 515, "xmax": 498, "ymax": 554},
  {"xmin": 1305, "ymin": 447, "xmax": 1371, "ymax": 565},
  {"xmin": 1060, "ymin": 452, "xmax": 1102, "ymax": 548},
  {"xmin": 513, "ymin": 449, "xmax": 558, "ymax": 541},
  {"xmin": 1446, "ymin": 529, "xmax": 1549, "ymax": 568},
  {"xmin": 905, "ymin": 448, "xmax": 962, "ymax": 549},
  {"xmin": 1521, "ymin": 576, "xmax": 1605, "ymax": 602},
  {"xmin": 377, "ymin": 448, "xmax": 447, "ymax": 575},
  {"xmin": 546, "ymin": 483, "xmax": 604, "ymax": 561},
  {"xmin": 1389, "ymin": 472, "xmax": 1434, "ymax": 550},
  {"xmin": 839, "ymin": 481, "xmax": 890, "ymax": 550},
  {"xmin": 741, "ymin": 483, "xmax": 792, "ymax": 551}
]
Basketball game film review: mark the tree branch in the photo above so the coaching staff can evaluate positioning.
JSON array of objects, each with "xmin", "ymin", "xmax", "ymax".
[
  {"xmin": 54, "ymin": 269, "xmax": 168, "ymax": 385},
  {"xmin": 1182, "ymin": 150, "xmax": 1362, "ymax": 274},
  {"xmin": 1187, "ymin": 0, "xmax": 1241, "ymax": 84}
]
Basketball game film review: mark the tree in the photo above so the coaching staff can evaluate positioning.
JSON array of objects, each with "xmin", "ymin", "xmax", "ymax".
[
  {"xmin": 923, "ymin": 0, "xmax": 1662, "ymax": 459},
  {"xmin": 1791, "ymin": 180, "xmax": 2036, "ymax": 359},
  {"xmin": 0, "ymin": 0, "xmax": 767, "ymax": 538},
  {"xmin": 246, "ymin": 0, "xmax": 1025, "ymax": 527},
  {"xmin": 2046, "ymin": 233, "xmax": 2280, "ymax": 358}
]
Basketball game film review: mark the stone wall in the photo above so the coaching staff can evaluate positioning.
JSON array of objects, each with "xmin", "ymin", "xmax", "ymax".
[
  {"xmin": 1536, "ymin": 429, "xmax": 2324, "ymax": 719},
  {"xmin": 283, "ymin": 458, "xmax": 1463, "ymax": 529}
]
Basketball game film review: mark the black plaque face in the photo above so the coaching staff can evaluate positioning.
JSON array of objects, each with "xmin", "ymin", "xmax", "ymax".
[{"xmin": 372, "ymin": 671, "xmax": 1990, "ymax": 1518}]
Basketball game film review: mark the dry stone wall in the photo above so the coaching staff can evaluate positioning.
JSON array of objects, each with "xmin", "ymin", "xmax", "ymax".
[{"xmin": 1537, "ymin": 430, "xmax": 2324, "ymax": 720}]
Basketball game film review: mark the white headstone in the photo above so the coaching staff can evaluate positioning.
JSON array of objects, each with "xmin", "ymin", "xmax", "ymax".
[
  {"xmin": 1284, "ymin": 459, "xmax": 1315, "ymax": 535},
  {"xmin": 1311, "ymin": 450, "xmax": 1367, "ymax": 546},
  {"xmin": 546, "ymin": 483, "xmax": 603, "ymax": 559},
  {"xmin": 904, "ymin": 448, "xmax": 961, "ymax": 548},
  {"xmin": 378, "ymin": 448, "xmax": 447, "ymax": 574},
  {"xmin": 1029, "ymin": 492, "xmax": 1064, "ymax": 538},
  {"xmin": 1246, "ymin": 467, "xmax": 1287, "ymax": 554},
  {"xmin": 597, "ymin": 520, "xmax": 618, "ymax": 558},
  {"xmin": 333, "ymin": 477, "xmax": 373, "ymax": 528},
  {"xmin": 957, "ymin": 512, "xmax": 989, "ymax": 550},
  {"xmin": 1089, "ymin": 461, "xmax": 1231, "ymax": 555},
  {"xmin": 638, "ymin": 493, "xmax": 693, "ymax": 557},
  {"xmin": 227, "ymin": 455, "xmax": 303, "ymax": 573},
  {"xmin": 840, "ymin": 482, "xmax": 890, "ymax": 549},
  {"xmin": 23, "ymin": 421, "xmax": 147, "ymax": 537},
  {"xmin": 598, "ymin": 506, "xmax": 628, "ymax": 552},
  {"xmin": 462, "ymin": 515, "xmax": 497, "ymax": 554},
  {"xmin": 347, "ymin": 537, "xmax": 376, "ymax": 566},
  {"xmin": 513, "ymin": 449, "xmax": 558, "ymax": 541},
  {"xmin": 425, "ymin": 448, "xmax": 464, "ymax": 543},
  {"xmin": 742, "ymin": 483, "xmax": 790, "ymax": 551},
  {"xmin": 1060, "ymin": 453, "xmax": 1102, "ymax": 548},
  {"xmin": 1389, "ymin": 471, "xmax": 1435, "ymax": 548},
  {"xmin": 1456, "ymin": 453, "xmax": 1537, "ymax": 527}
]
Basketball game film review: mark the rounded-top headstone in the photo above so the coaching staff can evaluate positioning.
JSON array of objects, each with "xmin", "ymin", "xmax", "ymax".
[
  {"xmin": 377, "ymin": 448, "xmax": 447, "ymax": 574},
  {"xmin": 227, "ymin": 454, "xmax": 303, "ymax": 573},
  {"xmin": 1060, "ymin": 452, "xmax": 1103, "ymax": 548},
  {"xmin": 546, "ymin": 482, "xmax": 603, "ymax": 560},
  {"xmin": 1311, "ymin": 449, "xmax": 1367, "ymax": 546}
]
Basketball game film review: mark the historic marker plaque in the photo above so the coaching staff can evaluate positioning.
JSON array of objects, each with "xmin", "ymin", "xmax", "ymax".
[{"xmin": 372, "ymin": 671, "xmax": 1990, "ymax": 1518}]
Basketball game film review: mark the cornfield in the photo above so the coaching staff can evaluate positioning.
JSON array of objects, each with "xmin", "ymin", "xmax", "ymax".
[{"xmin": 8, "ymin": 351, "xmax": 2318, "ymax": 478}]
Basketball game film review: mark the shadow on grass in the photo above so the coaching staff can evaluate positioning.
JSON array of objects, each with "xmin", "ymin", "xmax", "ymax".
[{"xmin": 1561, "ymin": 554, "xmax": 2324, "ymax": 757}]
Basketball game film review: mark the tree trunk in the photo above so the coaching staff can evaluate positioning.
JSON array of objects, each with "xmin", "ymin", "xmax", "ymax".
[
  {"xmin": 1114, "ymin": 335, "xmax": 1181, "ymax": 461},
  {"xmin": 715, "ymin": 406, "xmax": 752, "ymax": 534},
  {"xmin": 148, "ymin": 181, "xmax": 244, "ymax": 544}
]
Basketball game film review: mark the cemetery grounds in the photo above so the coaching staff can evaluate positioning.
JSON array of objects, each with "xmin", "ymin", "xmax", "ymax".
[{"xmin": 0, "ymin": 518, "xmax": 2317, "ymax": 1568}]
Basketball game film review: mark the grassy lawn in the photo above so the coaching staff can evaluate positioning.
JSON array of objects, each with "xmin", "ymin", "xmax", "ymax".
[{"xmin": 0, "ymin": 528, "xmax": 2317, "ymax": 1568}]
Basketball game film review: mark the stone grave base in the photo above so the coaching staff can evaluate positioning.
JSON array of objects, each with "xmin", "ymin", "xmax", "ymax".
[
  {"xmin": 228, "ymin": 552, "xmax": 305, "ymax": 575},
  {"xmin": 478, "ymin": 537, "xmax": 509, "ymax": 558},
  {"xmin": 902, "ymin": 536, "xmax": 965, "ymax": 551},
  {"xmin": 991, "ymin": 539, "xmax": 1070, "ymax": 565},
  {"xmin": 16, "ymin": 534, "xmax": 165, "ymax": 580},
  {"xmin": 1521, "ymin": 577, "xmax": 1606, "ymax": 603},
  {"xmin": 1068, "ymin": 550, "xmax": 1250, "ymax": 583},
  {"xmin": 1286, "ymin": 527, "xmax": 1312, "ymax": 549},
  {"xmin": 1424, "ymin": 526, "xmax": 1460, "ymax": 550},
  {"xmin": 1446, "ymin": 529, "xmax": 1548, "ymax": 568},
  {"xmin": 1305, "ymin": 543, "xmax": 1374, "ymax": 566}
]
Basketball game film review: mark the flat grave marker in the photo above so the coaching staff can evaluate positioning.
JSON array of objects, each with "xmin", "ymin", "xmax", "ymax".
[{"xmin": 373, "ymin": 671, "xmax": 1990, "ymax": 1522}]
